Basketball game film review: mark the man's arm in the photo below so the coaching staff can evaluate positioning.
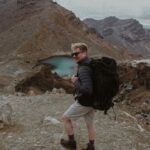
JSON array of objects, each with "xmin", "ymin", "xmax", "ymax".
[{"xmin": 73, "ymin": 66, "xmax": 93, "ymax": 95}]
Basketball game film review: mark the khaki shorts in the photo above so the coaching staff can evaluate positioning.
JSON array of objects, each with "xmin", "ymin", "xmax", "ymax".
[{"xmin": 63, "ymin": 101, "xmax": 95, "ymax": 123}]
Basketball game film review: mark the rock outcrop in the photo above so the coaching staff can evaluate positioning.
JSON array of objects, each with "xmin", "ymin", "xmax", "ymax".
[
  {"xmin": 118, "ymin": 60, "xmax": 150, "ymax": 90},
  {"xmin": 0, "ymin": 102, "xmax": 13, "ymax": 128},
  {"xmin": 15, "ymin": 65, "xmax": 73, "ymax": 94},
  {"xmin": 116, "ymin": 60, "xmax": 150, "ymax": 130}
]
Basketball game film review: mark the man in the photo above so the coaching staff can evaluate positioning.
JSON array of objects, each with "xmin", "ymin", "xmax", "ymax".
[{"xmin": 61, "ymin": 43, "xmax": 95, "ymax": 150}]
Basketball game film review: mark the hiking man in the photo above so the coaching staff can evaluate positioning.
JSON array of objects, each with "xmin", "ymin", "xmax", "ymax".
[{"xmin": 61, "ymin": 43, "xmax": 95, "ymax": 150}]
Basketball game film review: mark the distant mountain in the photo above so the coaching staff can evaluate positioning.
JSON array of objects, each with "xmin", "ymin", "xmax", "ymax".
[{"xmin": 84, "ymin": 16, "xmax": 150, "ymax": 58}]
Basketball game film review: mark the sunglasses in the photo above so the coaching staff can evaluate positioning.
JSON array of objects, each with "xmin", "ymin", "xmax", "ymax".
[{"xmin": 71, "ymin": 51, "xmax": 81, "ymax": 57}]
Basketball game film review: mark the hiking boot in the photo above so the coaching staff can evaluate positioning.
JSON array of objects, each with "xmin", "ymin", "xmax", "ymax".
[
  {"xmin": 82, "ymin": 143, "xmax": 95, "ymax": 150},
  {"xmin": 60, "ymin": 138, "xmax": 76, "ymax": 149}
]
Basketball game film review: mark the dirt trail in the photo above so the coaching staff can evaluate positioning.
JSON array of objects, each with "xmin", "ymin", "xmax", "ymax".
[{"xmin": 0, "ymin": 93, "xmax": 149, "ymax": 150}]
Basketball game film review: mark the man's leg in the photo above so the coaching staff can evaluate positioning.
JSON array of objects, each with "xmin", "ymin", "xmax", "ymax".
[
  {"xmin": 61, "ymin": 116, "xmax": 76, "ymax": 149},
  {"xmin": 83, "ymin": 110, "xmax": 95, "ymax": 150},
  {"xmin": 85, "ymin": 121, "xmax": 95, "ymax": 141},
  {"xmin": 60, "ymin": 102, "xmax": 78, "ymax": 149},
  {"xmin": 62, "ymin": 116, "xmax": 75, "ymax": 140},
  {"xmin": 61, "ymin": 101, "xmax": 94, "ymax": 149}
]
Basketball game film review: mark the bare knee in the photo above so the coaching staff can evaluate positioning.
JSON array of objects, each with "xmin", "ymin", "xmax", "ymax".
[{"xmin": 62, "ymin": 115, "xmax": 71, "ymax": 122}]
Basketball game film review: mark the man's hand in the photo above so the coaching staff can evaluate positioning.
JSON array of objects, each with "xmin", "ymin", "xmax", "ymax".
[{"xmin": 71, "ymin": 75, "xmax": 78, "ymax": 83}]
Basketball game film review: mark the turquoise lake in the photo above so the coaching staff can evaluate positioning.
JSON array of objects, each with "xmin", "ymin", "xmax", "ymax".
[{"xmin": 40, "ymin": 56, "xmax": 76, "ymax": 76}]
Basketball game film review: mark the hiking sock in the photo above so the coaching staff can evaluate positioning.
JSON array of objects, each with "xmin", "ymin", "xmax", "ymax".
[
  {"xmin": 82, "ymin": 141, "xmax": 95, "ymax": 150},
  {"xmin": 89, "ymin": 140, "xmax": 95, "ymax": 149},
  {"xmin": 68, "ymin": 134, "xmax": 75, "ymax": 142},
  {"xmin": 89, "ymin": 140, "xmax": 94, "ymax": 146},
  {"xmin": 60, "ymin": 138, "xmax": 76, "ymax": 149}
]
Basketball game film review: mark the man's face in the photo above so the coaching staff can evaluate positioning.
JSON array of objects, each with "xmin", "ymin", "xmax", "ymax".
[{"xmin": 71, "ymin": 48, "xmax": 87, "ymax": 62}]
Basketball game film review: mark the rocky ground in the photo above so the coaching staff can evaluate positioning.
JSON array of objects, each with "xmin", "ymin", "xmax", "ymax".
[{"xmin": 0, "ymin": 93, "xmax": 149, "ymax": 150}]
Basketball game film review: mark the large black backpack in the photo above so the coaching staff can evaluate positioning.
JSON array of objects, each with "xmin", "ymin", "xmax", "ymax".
[{"xmin": 89, "ymin": 57, "xmax": 119, "ymax": 114}]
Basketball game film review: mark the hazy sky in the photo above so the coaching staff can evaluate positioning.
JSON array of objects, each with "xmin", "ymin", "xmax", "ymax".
[{"xmin": 57, "ymin": 0, "xmax": 150, "ymax": 26}]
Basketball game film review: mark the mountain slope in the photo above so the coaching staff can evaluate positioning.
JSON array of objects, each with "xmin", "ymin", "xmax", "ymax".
[
  {"xmin": 84, "ymin": 16, "xmax": 150, "ymax": 58},
  {"xmin": 0, "ymin": 0, "xmax": 133, "ymax": 93},
  {"xmin": 0, "ymin": 1, "xmax": 134, "ymax": 62}
]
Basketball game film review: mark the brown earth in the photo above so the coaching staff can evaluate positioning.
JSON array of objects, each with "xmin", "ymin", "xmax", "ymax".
[{"xmin": 15, "ymin": 65, "xmax": 73, "ymax": 94}]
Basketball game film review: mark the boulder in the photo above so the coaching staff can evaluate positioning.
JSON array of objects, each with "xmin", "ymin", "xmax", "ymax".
[
  {"xmin": 0, "ymin": 102, "xmax": 13, "ymax": 128},
  {"xmin": 43, "ymin": 116, "xmax": 60, "ymax": 125}
]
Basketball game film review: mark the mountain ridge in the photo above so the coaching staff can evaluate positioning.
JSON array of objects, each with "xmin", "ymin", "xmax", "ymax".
[{"xmin": 84, "ymin": 16, "xmax": 150, "ymax": 58}]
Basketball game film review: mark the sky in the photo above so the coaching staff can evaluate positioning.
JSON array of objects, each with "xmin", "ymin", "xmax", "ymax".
[{"xmin": 56, "ymin": 0, "xmax": 150, "ymax": 28}]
